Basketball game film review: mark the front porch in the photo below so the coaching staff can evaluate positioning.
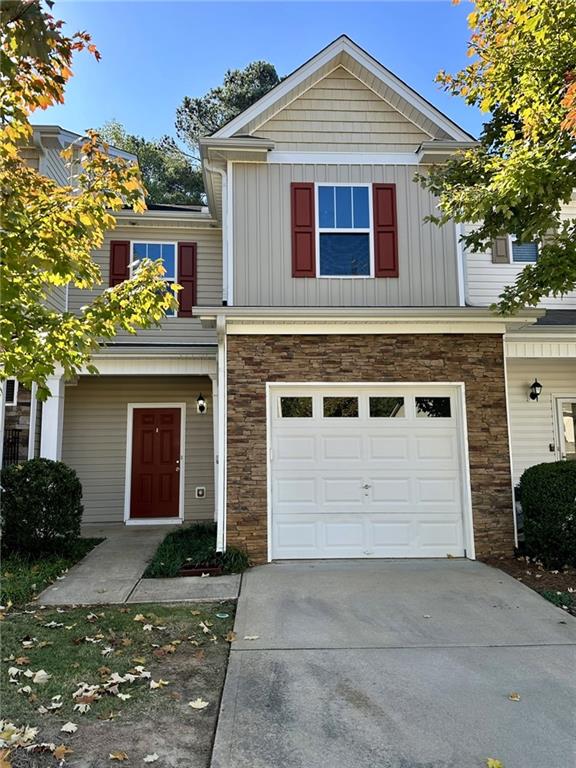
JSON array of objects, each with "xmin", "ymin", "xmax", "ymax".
[{"xmin": 38, "ymin": 355, "xmax": 218, "ymax": 528}]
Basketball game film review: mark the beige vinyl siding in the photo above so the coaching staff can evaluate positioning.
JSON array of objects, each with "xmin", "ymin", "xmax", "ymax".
[
  {"xmin": 507, "ymin": 357, "xmax": 576, "ymax": 484},
  {"xmin": 62, "ymin": 375, "xmax": 214, "ymax": 524},
  {"xmin": 68, "ymin": 224, "xmax": 222, "ymax": 348},
  {"xmin": 44, "ymin": 286, "xmax": 67, "ymax": 313},
  {"xmin": 21, "ymin": 147, "xmax": 40, "ymax": 170},
  {"xmin": 252, "ymin": 67, "xmax": 431, "ymax": 151},
  {"xmin": 43, "ymin": 145, "xmax": 70, "ymax": 186},
  {"xmin": 232, "ymin": 162, "xmax": 459, "ymax": 307}
]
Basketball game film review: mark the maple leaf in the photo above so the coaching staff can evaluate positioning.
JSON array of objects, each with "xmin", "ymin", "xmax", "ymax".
[
  {"xmin": 133, "ymin": 614, "xmax": 146, "ymax": 622},
  {"xmin": 143, "ymin": 754, "xmax": 159, "ymax": 763},
  {"xmin": 149, "ymin": 679, "xmax": 169, "ymax": 689},
  {"xmin": 109, "ymin": 751, "xmax": 129, "ymax": 761},
  {"xmin": 508, "ymin": 692, "xmax": 521, "ymax": 702},
  {"xmin": 14, "ymin": 657, "xmax": 30, "ymax": 666},
  {"xmin": 60, "ymin": 723, "xmax": 78, "ymax": 734},
  {"xmin": 486, "ymin": 761, "xmax": 504, "ymax": 768},
  {"xmin": 53, "ymin": 745, "xmax": 73, "ymax": 760},
  {"xmin": 0, "ymin": 749, "xmax": 12, "ymax": 768},
  {"xmin": 225, "ymin": 632, "xmax": 237, "ymax": 643},
  {"xmin": 188, "ymin": 698, "xmax": 209, "ymax": 710},
  {"xmin": 32, "ymin": 670, "xmax": 51, "ymax": 685}
]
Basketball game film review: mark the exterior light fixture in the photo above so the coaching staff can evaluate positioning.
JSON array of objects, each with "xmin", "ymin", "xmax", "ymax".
[
  {"xmin": 196, "ymin": 393, "xmax": 207, "ymax": 415},
  {"xmin": 529, "ymin": 379, "xmax": 543, "ymax": 401}
]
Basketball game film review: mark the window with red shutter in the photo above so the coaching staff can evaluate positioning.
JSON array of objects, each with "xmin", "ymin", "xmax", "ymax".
[
  {"xmin": 177, "ymin": 242, "xmax": 197, "ymax": 317},
  {"xmin": 109, "ymin": 240, "xmax": 130, "ymax": 287},
  {"xmin": 291, "ymin": 182, "xmax": 316, "ymax": 277},
  {"xmin": 372, "ymin": 184, "xmax": 398, "ymax": 278}
]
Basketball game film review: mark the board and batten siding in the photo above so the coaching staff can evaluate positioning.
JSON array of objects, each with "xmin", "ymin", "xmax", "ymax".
[
  {"xmin": 232, "ymin": 162, "xmax": 460, "ymax": 307},
  {"xmin": 465, "ymin": 197, "xmax": 576, "ymax": 308},
  {"xmin": 507, "ymin": 358, "xmax": 576, "ymax": 484},
  {"xmin": 62, "ymin": 375, "xmax": 215, "ymax": 524},
  {"xmin": 68, "ymin": 224, "xmax": 222, "ymax": 348},
  {"xmin": 252, "ymin": 67, "xmax": 432, "ymax": 152}
]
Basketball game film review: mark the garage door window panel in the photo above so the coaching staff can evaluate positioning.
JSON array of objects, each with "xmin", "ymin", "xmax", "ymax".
[
  {"xmin": 323, "ymin": 397, "xmax": 359, "ymax": 418},
  {"xmin": 415, "ymin": 397, "xmax": 452, "ymax": 418},
  {"xmin": 369, "ymin": 396, "xmax": 405, "ymax": 418},
  {"xmin": 280, "ymin": 397, "xmax": 313, "ymax": 418}
]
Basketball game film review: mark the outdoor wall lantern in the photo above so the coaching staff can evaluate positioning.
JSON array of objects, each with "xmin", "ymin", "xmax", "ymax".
[
  {"xmin": 529, "ymin": 379, "xmax": 543, "ymax": 401},
  {"xmin": 196, "ymin": 393, "xmax": 207, "ymax": 415}
]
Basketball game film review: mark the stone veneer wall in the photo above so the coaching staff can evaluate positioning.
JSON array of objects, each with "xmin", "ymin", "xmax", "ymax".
[{"xmin": 226, "ymin": 334, "xmax": 514, "ymax": 564}]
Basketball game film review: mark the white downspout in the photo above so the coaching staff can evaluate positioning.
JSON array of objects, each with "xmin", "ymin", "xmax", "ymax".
[
  {"xmin": 27, "ymin": 382, "xmax": 38, "ymax": 459},
  {"xmin": 215, "ymin": 315, "xmax": 227, "ymax": 552},
  {"xmin": 203, "ymin": 162, "xmax": 229, "ymax": 305}
]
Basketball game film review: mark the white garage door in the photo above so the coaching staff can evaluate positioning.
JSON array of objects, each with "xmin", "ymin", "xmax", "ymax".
[{"xmin": 270, "ymin": 386, "xmax": 468, "ymax": 559}]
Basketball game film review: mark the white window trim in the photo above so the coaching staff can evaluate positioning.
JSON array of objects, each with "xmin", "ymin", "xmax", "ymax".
[
  {"xmin": 124, "ymin": 402, "xmax": 186, "ymax": 525},
  {"xmin": 508, "ymin": 235, "xmax": 538, "ymax": 264},
  {"xmin": 130, "ymin": 240, "xmax": 179, "ymax": 317},
  {"xmin": 553, "ymin": 394, "xmax": 576, "ymax": 461},
  {"xmin": 315, "ymin": 182, "xmax": 374, "ymax": 279},
  {"xmin": 265, "ymin": 381, "xmax": 476, "ymax": 563},
  {"xmin": 4, "ymin": 379, "xmax": 18, "ymax": 407}
]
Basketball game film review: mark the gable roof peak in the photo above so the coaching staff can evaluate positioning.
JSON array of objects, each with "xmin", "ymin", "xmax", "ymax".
[{"xmin": 212, "ymin": 34, "xmax": 474, "ymax": 143}]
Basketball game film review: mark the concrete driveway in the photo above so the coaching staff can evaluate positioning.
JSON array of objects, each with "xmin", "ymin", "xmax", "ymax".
[{"xmin": 211, "ymin": 560, "xmax": 576, "ymax": 768}]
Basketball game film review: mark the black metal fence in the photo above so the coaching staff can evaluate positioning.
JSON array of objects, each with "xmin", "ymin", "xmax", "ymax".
[{"xmin": 2, "ymin": 428, "xmax": 22, "ymax": 467}]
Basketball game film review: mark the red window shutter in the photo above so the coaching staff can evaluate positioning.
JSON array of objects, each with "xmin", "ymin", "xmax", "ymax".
[
  {"xmin": 109, "ymin": 240, "xmax": 130, "ymax": 287},
  {"xmin": 177, "ymin": 242, "xmax": 197, "ymax": 317},
  {"xmin": 372, "ymin": 184, "xmax": 398, "ymax": 278},
  {"xmin": 291, "ymin": 182, "xmax": 316, "ymax": 277}
]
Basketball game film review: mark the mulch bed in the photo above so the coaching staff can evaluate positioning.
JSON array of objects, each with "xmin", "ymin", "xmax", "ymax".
[{"xmin": 483, "ymin": 555, "xmax": 576, "ymax": 616}]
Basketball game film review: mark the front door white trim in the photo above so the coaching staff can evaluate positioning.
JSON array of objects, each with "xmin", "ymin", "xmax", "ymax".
[
  {"xmin": 265, "ymin": 382, "xmax": 476, "ymax": 561},
  {"xmin": 554, "ymin": 395, "xmax": 576, "ymax": 461},
  {"xmin": 124, "ymin": 402, "xmax": 186, "ymax": 525}
]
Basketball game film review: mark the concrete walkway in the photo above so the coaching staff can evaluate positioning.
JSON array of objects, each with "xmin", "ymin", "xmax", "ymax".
[
  {"xmin": 211, "ymin": 560, "xmax": 576, "ymax": 768},
  {"xmin": 38, "ymin": 525, "xmax": 240, "ymax": 606}
]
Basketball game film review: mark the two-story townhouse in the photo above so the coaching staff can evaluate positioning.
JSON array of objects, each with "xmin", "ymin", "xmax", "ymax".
[
  {"xmin": 8, "ymin": 37, "xmax": 574, "ymax": 566},
  {"xmin": 196, "ymin": 35, "xmax": 560, "ymax": 564}
]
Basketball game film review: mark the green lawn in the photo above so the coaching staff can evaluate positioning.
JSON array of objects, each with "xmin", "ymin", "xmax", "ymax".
[
  {"xmin": 1, "ymin": 603, "xmax": 235, "ymax": 765},
  {"xmin": 2, "ymin": 603, "xmax": 235, "ymax": 724},
  {"xmin": 144, "ymin": 523, "xmax": 249, "ymax": 578},
  {"xmin": 1, "ymin": 539, "xmax": 103, "ymax": 608}
]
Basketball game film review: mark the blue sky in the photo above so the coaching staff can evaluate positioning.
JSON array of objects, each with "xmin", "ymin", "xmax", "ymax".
[{"xmin": 40, "ymin": 1, "xmax": 483, "ymax": 141}]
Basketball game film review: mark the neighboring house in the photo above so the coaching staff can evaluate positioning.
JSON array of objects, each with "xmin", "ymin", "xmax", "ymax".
[{"xmin": 4, "ymin": 37, "xmax": 575, "ymax": 565}]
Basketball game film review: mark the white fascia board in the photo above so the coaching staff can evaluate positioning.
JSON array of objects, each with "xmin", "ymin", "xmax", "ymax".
[
  {"xmin": 114, "ymin": 210, "xmax": 217, "ymax": 227},
  {"xmin": 226, "ymin": 320, "xmax": 510, "ymax": 335},
  {"xmin": 213, "ymin": 36, "xmax": 471, "ymax": 142},
  {"xmin": 267, "ymin": 151, "xmax": 419, "ymax": 165}
]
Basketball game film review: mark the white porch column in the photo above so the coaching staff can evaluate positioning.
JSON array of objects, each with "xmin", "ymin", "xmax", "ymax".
[
  {"xmin": 210, "ymin": 373, "xmax": 219, "ymax": 523},
  {"xmin": 0, "ymin": 380, "xmax": 6, "ymax": 468},
  {"xmin": 40, "ymin": 372, "xmax": 65, "ymax": 460},
  {"xmin": 215, "ymin": 317, "xmax": 227, "ymax": 552}
]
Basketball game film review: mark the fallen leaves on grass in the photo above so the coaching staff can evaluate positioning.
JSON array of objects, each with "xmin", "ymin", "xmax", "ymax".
[
  {"xmin": 32, "ymin": 670, "xmax": 51, "ymax": 685},
  {"xmin": 149, "ymin": 679, "xmax": 170, "ymax": 690}
]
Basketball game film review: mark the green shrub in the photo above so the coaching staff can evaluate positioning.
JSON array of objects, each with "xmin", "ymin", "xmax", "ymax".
[
  {"xmin": 144, "ymin": 522, "xmax": 250, "ymax": 578},
  {"xmin": 519, "ymin": 460, "xmax": 576, "ymax": 569},
  {"xmin": 1, "ymin": 458, "xmax": 84, "ymax": 556}
]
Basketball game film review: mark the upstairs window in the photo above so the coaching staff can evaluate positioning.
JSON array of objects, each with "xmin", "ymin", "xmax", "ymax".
[
  {"xmin": 132, "ymin": 242, "xmax": 177, "ymax": 316},
  {"xmin": 317, "ymin": 185, "xmax": 372, "ymax": 277},
  {"xmin": 510, "ymin": 238, "xmax": 538, "ymax": 264}
]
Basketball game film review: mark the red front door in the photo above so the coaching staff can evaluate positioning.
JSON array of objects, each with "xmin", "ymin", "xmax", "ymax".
[{"xmin": 130, "ymin": 408, "xmax": 181, "ymax": 519}]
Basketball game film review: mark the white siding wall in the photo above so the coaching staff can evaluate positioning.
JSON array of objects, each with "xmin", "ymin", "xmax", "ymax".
[
  {"xmin": 62, "ymin": 375, "xmax": 215, "ymax": 524},
  {"xmin": 506, "ymin": 357, "xmax": 576, "ymax": 484},
  {"xmin": 465, "ymin": 197, "xmax": 576, "ymax": 308}
]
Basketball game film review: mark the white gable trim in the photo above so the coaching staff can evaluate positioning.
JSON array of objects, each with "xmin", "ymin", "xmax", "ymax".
[{"xmin": 213, "ymin": 36, "xmax": 472, "ymax": 142}]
